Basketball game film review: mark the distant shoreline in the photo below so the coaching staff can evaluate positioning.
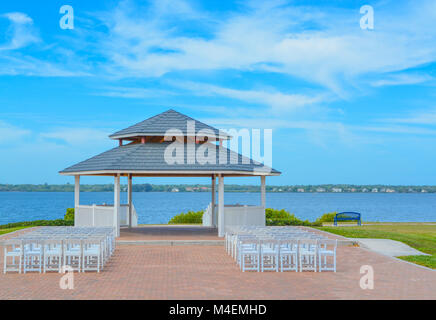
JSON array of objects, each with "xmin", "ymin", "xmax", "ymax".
[{"xmin": 1, "ymin": 184, "xmax": 435, "ymax": 193}]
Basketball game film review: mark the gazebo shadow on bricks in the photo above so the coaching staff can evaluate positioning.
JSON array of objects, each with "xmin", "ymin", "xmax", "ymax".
[{"xmin": 59, "ymin": 109, "xmax": 281, "ymax": 238}]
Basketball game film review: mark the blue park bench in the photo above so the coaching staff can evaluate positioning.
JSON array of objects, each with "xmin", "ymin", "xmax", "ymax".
[{"xmin": 334, "ymin": 212, "xmax": 362, "ymax": 226}]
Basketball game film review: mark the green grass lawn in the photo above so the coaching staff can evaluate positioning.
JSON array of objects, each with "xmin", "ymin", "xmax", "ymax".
[
  {"xmin": 317, "ymin": 224, "xmax": 436, "ymax": 269},
  {"xmin": 0, "ymin": 226, "xmax": 30, "ymax": 236}
]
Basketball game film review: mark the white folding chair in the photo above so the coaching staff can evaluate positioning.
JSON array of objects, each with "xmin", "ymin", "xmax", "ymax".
[
  {"xmin": 260, "ymin": 239, "xmax": 279, "ymax": 272},
  {"xmin": 299, "ymin": 239, "xmax": 317, "ymax": 272},
  {"xmin": 279, "ymin": 239, "xmax": 299, "ymax": 272},
  {"xmin": 238, "ymin": 239, "xmax": 260, "ymax": 272},
  {"xmin": 43, "ymin": 239, "xmax": 63, "ymax": 273},
  {"xmin": 318, "ymin": 239, "xmax": 337, "ymax": 272},
  {"xmin": 63, "ymin": 239, "xmax": 82, "ymax": 272},
  {"xmin": 3, "ymin": 239, "xmax": 23, "ymax": 274},
  {"xmin": 82, "ymin": 238, "xmax": 102, "ymax": 273},
  {"xmin": 23, "ymin": 239, "xmax": 43, "ymax": 273}
]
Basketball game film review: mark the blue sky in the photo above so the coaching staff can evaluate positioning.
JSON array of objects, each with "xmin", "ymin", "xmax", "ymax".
[{"xmin": 0, "ymin": 0, "xmax": 436, "ymax": 185}]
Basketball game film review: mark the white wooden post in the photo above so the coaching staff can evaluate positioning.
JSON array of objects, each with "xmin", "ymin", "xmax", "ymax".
[
  {"xmin": 128, "ymin": 174, "xmax": 133, "ymax": 229},
  {"xmin": 211, "ymin": 175, "xmax": 216, "ymax": 227},
  {"xmin": 260, "ymin": 176, "xmax": 266, "ymax": 208},
  {"xmin": 218, "ymin": 174, "xmax": 225, "ymax": 237},
  {"xmin": 74, "ymin": 176, "xmax": 80, "ymax": 226},
  {"xmin": 114, "ymin": 174, "xmax": 121, "ymax": 237},
  {"xmin": 92, "ymin": 204, "xmax": 96, "ymax": 227}
]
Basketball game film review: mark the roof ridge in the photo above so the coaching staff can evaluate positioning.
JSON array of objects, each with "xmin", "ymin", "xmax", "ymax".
[{"xmin": 109, "ymin": 109, "xmax": 230, "ymax": 139}]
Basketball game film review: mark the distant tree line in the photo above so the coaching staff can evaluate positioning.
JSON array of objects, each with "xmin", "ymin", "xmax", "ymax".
[{"xmin": 0, "ymin": 183, "xmax": 435, "ymax": 193}]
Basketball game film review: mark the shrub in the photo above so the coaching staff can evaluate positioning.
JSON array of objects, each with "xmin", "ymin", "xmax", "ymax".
[
  {"xmin": 168, "ymin": 210, "xmax": 204, "ymax": 224},
  {"xmin": 265, "ymin": 208, "xmax": 321, "ymax": 227},
  {"xmin": 315, "ymin": 212, "xmax": 337, "ymax": 224},
  {"xmin": 0, "ymin": 219, "xmax": 73, "ymax": 229},
  {"xmin": 64, "ymin": 208, "xmax": 75, "ymax": 222}
]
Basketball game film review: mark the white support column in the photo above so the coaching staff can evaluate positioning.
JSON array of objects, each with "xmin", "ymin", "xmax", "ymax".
[
  {"xmin": 218, "ymin": 174, "xmax": 225, "ymax": 237},
  {"xmin": 211, "ymin": 175, "xmax": 216, "ymax": 227},
  {"xmin": 260, "ymin": 176, "xmax": 266, "ymax": 208},
  {"xmin": 114, "ymin": 174, "xmax": 121, "ymax": 237},
  {"xmin": 74, "ymin": 176, "xmax": 80, "ymax": 226},
  {"xmin": 128, "ymin": 174, "xmax": 133, "ymax": 229}
]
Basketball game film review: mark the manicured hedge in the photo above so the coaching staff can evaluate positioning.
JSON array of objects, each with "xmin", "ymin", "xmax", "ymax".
[
  {"xmin": 168, "ymin": 210, "xmax": 204, "ymax": 224},
  {"xmin": 0, "ymin": 219, "xmax": 73, "ymax": 229},
  {"xmin": 266, "ymin": 208, "xmax": 321, "ymax": 227}
]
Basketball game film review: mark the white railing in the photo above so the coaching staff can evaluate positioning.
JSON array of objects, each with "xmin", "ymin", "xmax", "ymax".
[
  {"xmin": 223, "ymin": 205, "xmax": 265, "ymax": 233},
  {"xmin": 202, "ymin": 203, "xmax": 265, "ymax": 230},
  {"xmin": 120, "ymin": 204, "xmax": 138, "ymax": 227},
  {"xmin": 75, "ymin": 204, "xmax": 138, "ymax": 228},
  {"xmin": 202, "ymin": 202, "xmax": 213, "ymax": 226}
]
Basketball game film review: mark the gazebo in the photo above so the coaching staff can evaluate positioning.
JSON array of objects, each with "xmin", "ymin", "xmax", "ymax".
[{"xmin": 60, "ymin": 109, "xmax": 280, "ymax": 237}]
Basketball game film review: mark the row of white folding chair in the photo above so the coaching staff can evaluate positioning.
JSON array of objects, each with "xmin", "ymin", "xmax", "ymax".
[
  {"xmin": 226, "ymin": 231, "xmax": 325, "ymax": 260},
  {"xmin": 238, "ymin": 238, "xmax": 337, "ymax": 272},
  {"xmin": 18, "ymin": 228, "xmax": 115, "ymax": 258},
  {"xmin": 3, "ymin": 237, "xmax": 108, "ymax": 274},
  {"xmin": 234, "ymin": 237, "xmax": 337, "ymax": 272},
  {"xmin": 19, "ymin": 233, "xmax": 114, "ymax": 258}
]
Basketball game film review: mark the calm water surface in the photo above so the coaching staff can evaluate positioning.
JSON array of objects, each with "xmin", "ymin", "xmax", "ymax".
[{"xmin": 0, "ymin": 192, "xmax": 435, "ymax": 224}]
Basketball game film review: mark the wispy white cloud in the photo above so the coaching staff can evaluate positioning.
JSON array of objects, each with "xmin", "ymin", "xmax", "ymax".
[
  {"xmin": 0, "ymin": 121, "xmax": 31, "ymax": 144},
  {"xmin": 0, "ymin": 11, "xmax": 92, "ymax": 77},
  {"xmin": 170, "ymin": 81, "xmax": 327, "ymax": 112},
  {"xmin": 371, "ymin": 73, "xmax": 433, "ymax": 87},
  {"xmin": 95, "ymin": 86, "xmax": 176, "ymax": 98},
  {"xmin": 90, "ymin": 0, "xmax": 436, "ymax": 95},
  {"xmin": 381, "ymin": 107, "xmax": 436, "ymax": 125},
  {"xmin": 0, "ymin": 54, "xmax": 91, "ymax": 77},
  {"xmin": 0, "ymin": 12, "xmax": 39, "ymax": 51},
  {"xmin": 40, "ymin": 128, "xmax": 113, "ymax": 146}
]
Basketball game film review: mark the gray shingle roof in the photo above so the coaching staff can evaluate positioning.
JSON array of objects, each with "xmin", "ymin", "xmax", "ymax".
[
  {"xmin": 109, "ymin": 109, "xmax": 230, "ymax": 139},
  {"xmin": 60, "ymin": 142, "xmax": 280, "ymax": 175}
]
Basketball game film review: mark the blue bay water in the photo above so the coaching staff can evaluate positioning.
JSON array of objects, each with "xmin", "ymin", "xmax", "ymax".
[{"xmin": 0, "ymin": 192, "xmax": 435, "ymax": 225}]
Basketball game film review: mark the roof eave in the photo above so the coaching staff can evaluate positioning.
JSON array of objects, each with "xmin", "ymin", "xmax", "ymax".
[
  {"xmin": 109, "ymin": 133, "xmax": 232, "ymax": 140},
  {"xmin": 59, "ymin": 169, "xmax": 281, "ymax": 177}
]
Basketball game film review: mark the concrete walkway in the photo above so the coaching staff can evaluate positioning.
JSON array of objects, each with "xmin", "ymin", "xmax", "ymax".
[{"xmin": 354, "ymin": 238, "xmax": 430, "ymax": 257}]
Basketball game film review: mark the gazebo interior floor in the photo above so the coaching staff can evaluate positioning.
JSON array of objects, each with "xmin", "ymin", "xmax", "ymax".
[{"xmin": 118, "ymin": 225, "xmax": 221, "ymax": 241}]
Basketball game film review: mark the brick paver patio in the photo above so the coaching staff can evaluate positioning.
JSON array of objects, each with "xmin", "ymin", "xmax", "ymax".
[{"xmin": 0, "ymin": 241, "xmax": 434, "ymax": 299}]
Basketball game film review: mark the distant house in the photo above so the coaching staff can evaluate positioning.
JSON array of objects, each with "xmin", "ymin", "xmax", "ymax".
[
  {"xmin": 316, "ymin": 188, "xmax": 326, "ymax": 192},
  {"xmin": 371, "ymin": 188, "xmax": 378, "ymax": 193},
  {"xmin": 171, "ymin": 188, "xmax": 179, "ymax": 192},
  {"xmin": 332, "ymin": 188, "xmax": 342, "ymax": 193},
  {"xmin": 297, "ymin": 188, "xmax": 305, "ymax": 192},
  {"xmin": 386, "ymin": 188, "xmax": 395, "ymax": 193},
  {"xmin": 421, "ymin": 189, "xmax": 428, "ymax": 193},
  {"xmin": 362, "ymin": 188, "xmax": 368, "ymax": 192},
  {"xmin": 350, "ymin": 188, "xmax": 357, "ymax": 192}
]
